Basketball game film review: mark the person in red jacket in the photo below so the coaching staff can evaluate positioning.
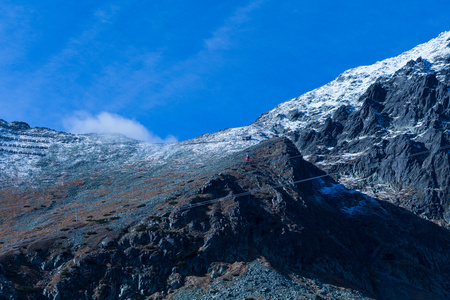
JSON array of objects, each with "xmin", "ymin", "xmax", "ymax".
[{"xmin": 245, "ymin": 154, "xmax": 250, "ymax": 162}]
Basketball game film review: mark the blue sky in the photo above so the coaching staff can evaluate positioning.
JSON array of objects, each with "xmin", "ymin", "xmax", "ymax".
[{"xmin": 1, "ymin": 0, "xmax": 450, "ymax": 141}]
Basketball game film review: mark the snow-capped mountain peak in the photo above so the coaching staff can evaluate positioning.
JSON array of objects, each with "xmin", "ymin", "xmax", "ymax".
[{"xmin": 255, "ymin": 31, "xmax": 450, "ymax": 132}]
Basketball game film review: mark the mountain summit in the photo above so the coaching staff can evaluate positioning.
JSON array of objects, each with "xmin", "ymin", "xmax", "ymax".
[
  {"xmin": 1, "ymin": 32, "xmax": 450, "ymax": 299},
  {"xmin": 256, "ymin": 31, "xmax": 450, "ymax": 130}
]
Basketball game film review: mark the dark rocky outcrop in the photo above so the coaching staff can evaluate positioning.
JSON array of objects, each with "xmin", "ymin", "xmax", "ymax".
[{"xmin": 8, "ymin": 121, "xmax": 31, "ymax": 131}]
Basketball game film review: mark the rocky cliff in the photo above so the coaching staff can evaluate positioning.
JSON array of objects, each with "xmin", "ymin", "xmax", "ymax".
[
  {"xmin": 288, "ymin": 57, "xmax": 450, "ymax": 225},
  {"xmin": 250, "ymin": 32, "xmax": 450, "ymax": 227}
]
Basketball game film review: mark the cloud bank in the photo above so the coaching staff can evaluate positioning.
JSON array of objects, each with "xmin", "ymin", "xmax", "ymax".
[{"xmin": 64, "ymin": 112, "xmax": 177, "ymax": 143}]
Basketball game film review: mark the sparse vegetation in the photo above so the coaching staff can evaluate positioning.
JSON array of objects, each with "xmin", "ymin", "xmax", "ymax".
[
  {"xmin": 4, "ymin": 267, "xmax": 18, "ymax": 278},
  {"xmin": 136, "ymin": 224, "xmax": 147, "ymax": 232},
  {"xmin": 181, "ymin": 249, "xmax": 202, "ymax": 260},
  {"xmin": 94, "ymin": 219, "xmax": 108, "ymax": 224},
  {"xmin": 176, "ymin": 261, "xmax": 187, "ymax": 267},
  {"xmin": 98, "ymin": 284, "xmax": 108, "ymax": 295},
  {"xmin": 16, "ymin": 285, "xmax": 36, "ymax": 293}
]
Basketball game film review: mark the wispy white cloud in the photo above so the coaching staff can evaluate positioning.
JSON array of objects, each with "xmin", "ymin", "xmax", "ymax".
[
  {"xmin": 76, "ymin": 0, "xmax": 265, "ymax": 113},
  {"xmin": 0, "ymin": 3, "xmax": 39, "ymax": 122},
  {"xmin": 0, "ymin": 1, "xmax": 265, "ymax": 134},
  {"xmin": 0, "ymin": 3, "xmax": 34, "ymax": 62},
  {"xmin": 64, "ymin": 111, "xmax": 177, "ymax": 143},
  {"xmin": 136, "ymin": 0, "xmax": 265, "ymax": 106},
  {"xmin": 34, "ymin": 3, "xmax": 122, "ymax": 81},
  {"xmin": 204, "ymin": 0, "xmax": 264, "ymax": 51},
  {"xmin": 0, "ymin": 2, "xmax": 125, "ymax": 123},
  {"xmin": 78, "ymin": 50, "xmax": 164, "ymax": 112},
  {"xmin": 94, "ymin": 5, "xmax": 120, "ymax": 24}
]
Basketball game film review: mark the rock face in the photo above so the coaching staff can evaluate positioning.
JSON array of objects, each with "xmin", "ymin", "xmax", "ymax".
[
  {"xmin": 1, "ymin": 138, "xmax": 450, "ymax": 299},
  {"xmin": 288, "ymin": 57, "xmax": 450, "ymax": 225}
]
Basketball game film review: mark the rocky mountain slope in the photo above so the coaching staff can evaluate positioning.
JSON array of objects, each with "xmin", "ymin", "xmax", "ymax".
[
  {"xmin": 1, "ymin": 32, "xmax": 450, "ymax": 299},
  {"xmin": 251, "ymin": 31, "xmax": 450, "ymax": 226},
  {"xmin": 1, "ymin": 137, "xmax": 450, "ymax": 299}
]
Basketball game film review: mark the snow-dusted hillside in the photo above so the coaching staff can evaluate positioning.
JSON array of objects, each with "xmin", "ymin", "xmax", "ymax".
[{"xmin": 0, "ymin": 120, "xmax": 263, "ymax": 189}]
